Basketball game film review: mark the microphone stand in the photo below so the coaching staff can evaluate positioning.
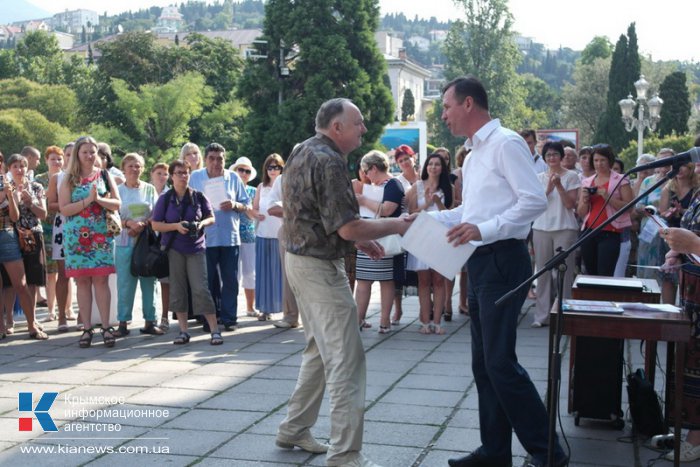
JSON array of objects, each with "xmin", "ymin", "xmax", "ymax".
[{"xmin": 495, "ymin": 163, "xmax": 681, "ymax": 467}]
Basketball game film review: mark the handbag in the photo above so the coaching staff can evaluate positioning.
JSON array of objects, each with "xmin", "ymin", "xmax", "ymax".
[
  {"xmin": 16, "ymin": 226, "xmax": 36, "ymax": 253},
  {"xmin": 130, "ymin": 190, "xmax": 185, "ymax": 278},
  {"xmin": 101, "ymin": 169, "xmax": 122, "ymax": 236},
  {"xmin": 374, "ymin": 201, "xmax": 403, "ymax": 257},
  {"xmin": 131, "ymin": 225, "xmax": 170, "ymax": 279}
]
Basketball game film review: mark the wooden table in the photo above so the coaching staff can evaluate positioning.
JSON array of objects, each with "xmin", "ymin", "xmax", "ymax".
[{"xmin": 549, "ymin": 300, "xmax": 690, "ymax": 467}]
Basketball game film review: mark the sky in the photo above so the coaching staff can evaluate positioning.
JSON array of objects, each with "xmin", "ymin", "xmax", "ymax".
[{"xmin": 26, "ymin": 0, "xmax": 697, "ymax": 62}]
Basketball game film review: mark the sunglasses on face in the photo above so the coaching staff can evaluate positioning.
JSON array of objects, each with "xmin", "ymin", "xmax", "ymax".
[
  {"xmin": 236, "ymin": 167, "xmax": 252, "ymax": 175},
  {"xmin": 267, "ymin": 165, "xmax": 283, "ymax": 171}
]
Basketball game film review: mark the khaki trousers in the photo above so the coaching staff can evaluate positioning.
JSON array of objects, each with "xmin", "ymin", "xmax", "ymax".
[
  {"xmin": 278, "ymin": 253, "xmax": 365, "ymax": 466},
  {"xmin": 278, "ymin": 238, "xmax": 299, "ymax": 325}
]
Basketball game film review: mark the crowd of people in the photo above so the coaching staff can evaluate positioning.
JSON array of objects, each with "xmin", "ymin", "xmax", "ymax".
[{"xmin": 3, "ymin": 76, "xmax": 700, "ymax": 465}]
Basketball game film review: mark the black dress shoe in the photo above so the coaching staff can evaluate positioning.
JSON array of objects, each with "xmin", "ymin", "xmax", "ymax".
[{"xmin": 448, "ymin": 451, "xmax": 512, "ymax": 467}]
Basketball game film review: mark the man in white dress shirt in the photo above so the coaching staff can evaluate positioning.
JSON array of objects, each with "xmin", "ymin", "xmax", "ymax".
[{"xmin": 435, "ymin": 76, "xmax": 568, "ymax": 467}]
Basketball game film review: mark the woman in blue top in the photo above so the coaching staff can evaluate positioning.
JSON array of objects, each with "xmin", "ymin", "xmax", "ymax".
[
  {"xmin": 355, "ymin": 150, "xmax": 405, "ymax": 334},
  {"xmin": 114, "ymin": 153, "xmax": 162, "ymax": 337}
]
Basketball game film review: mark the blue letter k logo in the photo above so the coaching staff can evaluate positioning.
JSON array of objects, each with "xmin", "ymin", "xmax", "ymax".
[{"xmin": 18, "ymin": 392, "xmax": 58, "ymax": 432}]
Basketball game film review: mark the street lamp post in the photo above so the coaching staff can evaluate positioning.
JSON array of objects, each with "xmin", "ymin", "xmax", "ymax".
[{"xmin": 618, "ymin": 75, "xmax": 664, "ymax": 158}]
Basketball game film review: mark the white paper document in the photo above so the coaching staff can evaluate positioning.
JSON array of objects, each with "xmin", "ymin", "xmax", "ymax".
[
  {"xmin": 204, "ymin": 177, "xmax": 229, "ymax": 210},
  {"xmin": 400, "ymin": 211, "xmax": 475, "ymax": 279}
]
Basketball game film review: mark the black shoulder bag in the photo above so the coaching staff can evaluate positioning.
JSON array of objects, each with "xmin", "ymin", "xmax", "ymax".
[{"xmin": 130, "ymin": 190, "xmax": 187, "ymax": 279}]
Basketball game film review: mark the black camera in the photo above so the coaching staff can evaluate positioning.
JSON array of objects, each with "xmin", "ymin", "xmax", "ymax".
[
  {"xmin": 585, "ymin": 186, "xmax": 598, "ymax": 195},
  {"xmin": 182, "ymin": 221, "xmax": 198, "ymax": 238},
  {"xmin": 650, "ymin": 433, "xmax": 674, "ymax": 449}
]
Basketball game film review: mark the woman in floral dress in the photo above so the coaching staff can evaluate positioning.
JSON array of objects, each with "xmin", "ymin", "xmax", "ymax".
[{"xmin": 59, "ymin": 136, "xmax": 121, "ymax": 348}]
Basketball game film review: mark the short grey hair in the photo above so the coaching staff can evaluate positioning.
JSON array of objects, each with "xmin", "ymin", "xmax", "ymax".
[
  {"xmin": 315, "ymin": 98, "xmax": 353, "ymax": 130},
  {"xmin": 360, "ymin": 150, "xmax": 389, "ymax": 173}
]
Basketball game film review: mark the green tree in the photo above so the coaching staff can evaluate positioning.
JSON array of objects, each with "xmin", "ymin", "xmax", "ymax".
[
  {"xmin": 442, "ymin": 0, "xmax": 524, "ymax": 127},
  {"xmin": 594, "ymin": 23, "xmax": 641, "ymax": 150},
  {"xmin": 658, "ymin": 71, "xmax": 691, "ymax": 137},
  {"xmin": 109, "ymin": 72, "xmax": 214, "ymax": 160},
  {"xmin": 0, "ymin": 78, "xmax": 78, "ymax": 130},
  {"xmin": 562, "ymin": 57, "xmax": 611, "ymax": 145},
  {"xmin": 14, "ymin": 30, "xmax": 65, "ymax": 84},
  {"xmin": 426, "ymin": 100, "xmax": 463, "ymax": 151},
  {"xmin": 580, "ymin": 36, "xmax": 612, "ymax": 65},
  {"xmin": 401, "ymin": 88, "xmax": 415, "ymax": 121},
  {"xmin": 0, "ymin": 108, "xmax": 72, "ymax": 154},
  {"xmin": 237, "ymin": 0, "xmax": 394, "ymax": 166},
  {"xmin": 520, "ymin": 73, "xmax": 561, "ymax": 128},
  {"xmin": 618, "ymin": 132, "xmax": 696, "ymax": 169}
]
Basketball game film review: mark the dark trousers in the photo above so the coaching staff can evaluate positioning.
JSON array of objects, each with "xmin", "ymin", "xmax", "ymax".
[
  {"xmin": 580, "ymin": 229, "xmax": 620, "ymax": 276},
  {"xmin": 206, "ymin": 246, "xmax": 240, "ymax": 326},
  {"xmin": 467, "ymin": 239, "xmax": 564, "ymax": 464}
]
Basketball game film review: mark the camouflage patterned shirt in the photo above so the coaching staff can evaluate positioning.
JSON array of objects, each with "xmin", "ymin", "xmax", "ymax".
[{"xmin": 282, "ymin": 134, "xmax": 359, "ymax": 259}]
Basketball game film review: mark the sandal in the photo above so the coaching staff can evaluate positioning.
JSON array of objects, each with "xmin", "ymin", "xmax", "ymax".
[
  {"xmin": 459, "ymin": 305, "xmax": 469, "ymax": 315},
  {"xmin": 57, "ymin": 324, "xmax": 70, "ymax": 333},
  {"xmin": 210, "ymin": 332, "xmax": 223, "ymax": 345},
  {"xmin": 140, "ymin": 321, "xmax": 165, "ymax": 335},
  {"xmin": 78, "ymin": 329, "xmax": 94, "ymax": 348},
  {"xmin": 419, "ymin": 323, "xmax": 433, "ymax": 334},
  {"xmin": 433, "ymin": 324, "xmax": 446, "ymax": 335},
  {"xmin": 378, "ymin": 325, "xmax": 391, "ymax": 334},
  {"xmin": 359, "ymin": 320, "xmax": 372, "ymax": 331},
  {"xmin": 101, "ymin": 327, "xmax": 116, "ymax": 348},
  {"xmin": 114, "ymin": 321, "xmax": 129, "ymax": 337},
  {"xmin": 173, "ymin": 332, "xmax": 191, "ymax": 345},
  {"xmin": 390, "ymin": 311, "xmax": 402, "ymax": 326},
  {"xmin": 28, "ymin": 329, "xmax": 49, "ymax": 340},
  {"xmin": 6, "ymin": 327, "xmax": 14, "ymax": 335},
  {"xmin": 159, "ymin": 318, "xmax": 170, "ymax": 331}
]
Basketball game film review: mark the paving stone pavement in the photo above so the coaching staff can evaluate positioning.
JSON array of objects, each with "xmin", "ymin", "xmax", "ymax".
[{"xmin": 0, "ymin": 284, "xmax": 697, "ymax": 466}]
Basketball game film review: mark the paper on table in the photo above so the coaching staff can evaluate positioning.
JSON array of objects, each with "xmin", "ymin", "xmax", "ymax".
[
  {"xmin": 204, "ymin": 176, "xmax": 229, "ymax": 210},
  {"xmin": 400, "ymin": 211, "xmax": 475, "ymax": 279}
]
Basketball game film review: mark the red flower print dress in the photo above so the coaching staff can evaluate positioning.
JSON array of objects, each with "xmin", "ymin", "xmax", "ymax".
[{"xmin": 64, "ymin": 171, "xmax": 116, "ymax": 277}]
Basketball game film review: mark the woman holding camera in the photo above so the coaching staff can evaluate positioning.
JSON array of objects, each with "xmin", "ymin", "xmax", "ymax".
[
  {"xmin": 151, "ymin": 160, "xmax": 222, "ymax": 345},
  {"xmin": 577, "ymin": 144, "xmax": 633, "ymax": 276}
]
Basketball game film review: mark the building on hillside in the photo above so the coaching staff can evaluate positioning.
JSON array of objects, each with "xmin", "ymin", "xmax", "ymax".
[
  {"xmin": 153, "ymin": 6, "xmax": 183, "ymax": 34},
  {"xmin": 157, "ymin": 29, "xmax": 262, "ymax": 55},
  {"xmin": 407, "ymin": 35, "xmax": 430, "ymax": 51},
  {"xmin": 375, "ymin": 31, "xmax": 403, "ymax": 58},
  {"xmin": 51, "ymin": 9, "xmax": 99, "ymax": 33},
  {"xmin": 53, "ymin": 31, "xmax": 75, "ymax": 50},
  {"xmin": 429, "ymin": 30, "xmax": 447, "ymax": 42},
  {"xmin": 385, "ymin": 48, "xmax": 434, "ymax": 122}
]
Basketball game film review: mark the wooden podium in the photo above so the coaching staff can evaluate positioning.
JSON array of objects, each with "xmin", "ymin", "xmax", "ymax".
[
  {"xmin": 551, "ymin": 275, "xmax": 689, "ymax": 467},
  {"xmin": 571, "ymin": 275, "xmax": 661, "ymax": 383}
]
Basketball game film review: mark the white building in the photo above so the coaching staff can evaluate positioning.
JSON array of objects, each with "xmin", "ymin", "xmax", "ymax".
[
  {"xmin": 385, "ymin": 48, "xmax": 433, "ymax": 122},
  {"xmin": 407, "ymin": 35, "xmax": 430, "ymax": 51},
  {"xmin": 153, "ymin": 5, "xmax": 183, "ymax": 34},
  {"xmin": 52, "ymin": 9, "xmax": 99, "ymax": 33}
]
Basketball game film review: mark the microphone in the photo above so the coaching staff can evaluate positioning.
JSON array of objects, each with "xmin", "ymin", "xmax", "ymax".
[{"xmin": 627, "ymin": 147, "xmax": 700, "ymax": 174}]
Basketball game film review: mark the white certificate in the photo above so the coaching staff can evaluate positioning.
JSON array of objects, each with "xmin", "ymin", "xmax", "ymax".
[
  {"xmin": 400, "ymin": 211, "xmax": 476, "ymax": 279},
  {"xmin": 204, "ymin": 177, "xmax": 229, "ymax": 210}
]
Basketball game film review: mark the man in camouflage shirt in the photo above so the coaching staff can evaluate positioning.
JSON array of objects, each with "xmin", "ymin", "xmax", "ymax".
[{"xmin": 276, "ymin": 98, "xmax": 407, "ymax": 467}]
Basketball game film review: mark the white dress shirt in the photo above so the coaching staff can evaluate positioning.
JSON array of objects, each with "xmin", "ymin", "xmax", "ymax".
[
  {"xmin": 533, "ymin": 154, "xmax": 547, "ymax": 174},
  {"xmin": 431, "ymin": 119, "xmax": 547, "ymax": 245}
]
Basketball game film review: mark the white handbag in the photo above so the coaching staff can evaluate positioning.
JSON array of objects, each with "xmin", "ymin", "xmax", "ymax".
[{"xmin": 375, "ymin": 202, "xmax": 403, "ymax": 257}]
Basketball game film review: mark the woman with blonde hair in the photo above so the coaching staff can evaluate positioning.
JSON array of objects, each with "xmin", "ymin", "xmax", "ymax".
[
  {"xmin": 180, "ymin": 143, "xmax": 203, "ymax": 171},
  {"xmin": 59, "ymin": 136, "xmax": 121, "ymax": 348},
  {"xmin": 254, "ymin": 153, "xmax": 285, "ymax": 321}
]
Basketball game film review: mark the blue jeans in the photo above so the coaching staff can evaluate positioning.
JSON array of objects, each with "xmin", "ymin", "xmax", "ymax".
[
  {"xmin": 205, "ymin": 246, "xmax": 239, "ymax": 326},
  {"xmin": 467, "ymin": 239, "xmax": 564, "ymax": 464},
  {"xmin": 115, "ymin": 245, "xmax": 157, "ymax": 322}
]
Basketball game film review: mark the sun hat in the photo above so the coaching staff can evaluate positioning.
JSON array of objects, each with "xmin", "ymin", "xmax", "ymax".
[{"xmin": 230, "ymin": 156, "xmax": 257, "ymax": 180}]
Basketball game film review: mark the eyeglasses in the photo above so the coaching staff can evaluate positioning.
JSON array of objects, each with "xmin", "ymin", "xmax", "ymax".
[
  {"xmin": 172, "ymin": 171, "xmax": 190, "ymax": 177},
  {"xmin": 544, "ymin": 152, "xmax": 561, "ymax": 158},
  {"xmin": 236, "ymin": 167, "xmax": 252, "ymax": 175},
  {"xmin": 267, "ymin": 165, "xmax": 283, "ymax": 171}
]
